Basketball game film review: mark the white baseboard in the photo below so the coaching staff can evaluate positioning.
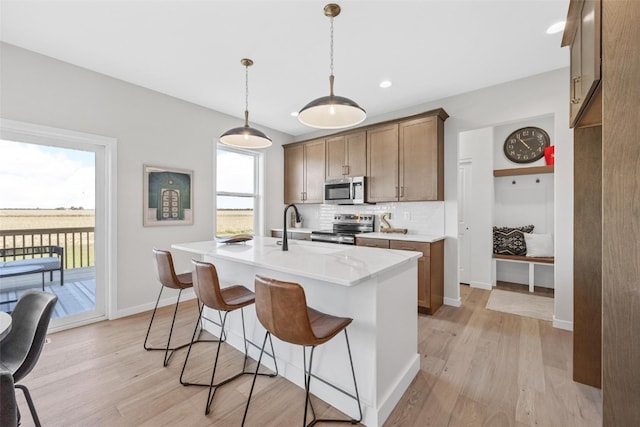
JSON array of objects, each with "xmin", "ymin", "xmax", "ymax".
[
  {"xmin": 114, "ymin": 289, "xmax": 196, "ymax": 319},
  {"xmin": 552, "ymin": 316, "xmax": 573, "ymax": 331},
  {"xmin": 470, "ymin": 280, "xmax": 493, "ymax": 291},
  {"xmin": 444, "ymin": 296, "xmax": 461, "ymax": 307}
]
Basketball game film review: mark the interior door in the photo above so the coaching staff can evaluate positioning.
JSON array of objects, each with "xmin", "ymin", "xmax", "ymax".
[{"xmin": 458, "ymin": 161, "xmax": 472, "ymax": 284}]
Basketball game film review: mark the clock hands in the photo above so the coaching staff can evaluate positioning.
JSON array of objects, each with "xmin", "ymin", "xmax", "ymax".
[{"xmin": 516, "ymin": 136, "xmax": 532, "ymax": 149}]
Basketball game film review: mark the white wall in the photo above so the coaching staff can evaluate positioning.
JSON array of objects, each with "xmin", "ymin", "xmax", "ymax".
[
  {"xmin": 295, "ymin": 67, "xmax": 574, "ymax": 328},
  {"xmin": 0, "ymin": 43, "xmax": 293, "ymax": 316}
]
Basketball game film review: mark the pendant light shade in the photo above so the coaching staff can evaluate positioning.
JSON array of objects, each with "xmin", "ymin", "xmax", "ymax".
[
  {"xmin": 298, "ymin": 4, "xmax": 366, "ymax": 129},
  {"xmin": 220, "ymin": 58, "xmax": 272, "ymax": 149}
]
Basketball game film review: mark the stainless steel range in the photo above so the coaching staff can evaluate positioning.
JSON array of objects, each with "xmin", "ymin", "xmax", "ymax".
[{"xmin": 310, "ymin": 213, "xmax": 375, "ymax": 245}]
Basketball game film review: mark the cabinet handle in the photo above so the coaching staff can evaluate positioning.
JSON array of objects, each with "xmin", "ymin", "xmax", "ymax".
[
  {"xmin": 395, "ymin": 187, "xmax": 399, "ymax": 198},
  {"xmin": 571, "ymin": 76, "xmax": 582, "ymax": 104},
  {"xmin": 400, "ymin": 186, "xmax": 405, "ymax": 198},
  {"xmin": 300, "ymin": 192, "xmax": 304, "ymax": 201}
]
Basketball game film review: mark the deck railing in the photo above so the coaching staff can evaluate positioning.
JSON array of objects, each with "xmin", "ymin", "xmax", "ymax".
[{"xmin": 0, "ymin": 227, "xmax": 95, "ymax": 269}]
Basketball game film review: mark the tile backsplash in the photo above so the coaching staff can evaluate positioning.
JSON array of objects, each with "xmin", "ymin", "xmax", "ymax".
[{"xmin": 294, "ymin": 201, "xmax": 445, "ymax": 235}]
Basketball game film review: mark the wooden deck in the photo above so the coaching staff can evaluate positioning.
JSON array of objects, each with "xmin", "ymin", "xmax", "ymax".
[{"xmin": 0, "ymin": 266, "xmax": 95, "ymax": 318}]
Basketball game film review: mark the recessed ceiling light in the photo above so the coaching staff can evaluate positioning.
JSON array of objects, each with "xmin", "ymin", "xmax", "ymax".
[
  {"xmin": 546, "ymin": 21, "xmax": 565, "ymax": 35},
  {"xmin": 290, "ymin": 111, "xmax": 299, "ymax": 117},
  {"xmin": 379, "ymin": 80, "xmax": 392, "ymax": 88}
]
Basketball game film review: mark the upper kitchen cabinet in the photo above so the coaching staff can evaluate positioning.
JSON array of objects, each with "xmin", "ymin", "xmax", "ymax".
[
  {"xmin": 400, "ymin": 115, "xmax": 446, "ymax": 201},
  {"xmin": 284, "ymin": 139, "xmax": 326, "ymax": 204},
  {"xmin": 325, "ymin": 131, "xmax": 367, "ymax": 180},
  {"xmin": 367, "ymin": 109, "xmax": 448, "ymax": 202},
  {"xmin": 366, "ymin": 123, "xmax": 399, "ymax": 202},
  {"xmin": 563, "ymin": 0, "xmax": 601, "ymax": 128}
]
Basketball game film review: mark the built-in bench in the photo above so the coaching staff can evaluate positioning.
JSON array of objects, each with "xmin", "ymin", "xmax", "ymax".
[
  {"xmin": 492, "ymin": 253, "xmax": 554, "ymax": 292},
  {"xmin": 0, "ymin": 246, "xmax": 64, "ymax": 290}
]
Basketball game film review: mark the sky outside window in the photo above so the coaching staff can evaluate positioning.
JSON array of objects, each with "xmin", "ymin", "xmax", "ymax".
[{"xmin": 0, "ymin": 140, "xmax": 95, "ymax": 209}]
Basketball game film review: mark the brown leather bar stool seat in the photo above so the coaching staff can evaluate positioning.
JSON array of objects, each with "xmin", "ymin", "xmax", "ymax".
[
  {"xmin": 181, "ymin": 260, "xmax": 277, "ymax": 415},
  {"xmin": 144, "ymin": 249, "xmax": 214, "ymax": 366},
  {"xmin": 243, "ymin": 275, "xmax": 362, "ymax": 427}
]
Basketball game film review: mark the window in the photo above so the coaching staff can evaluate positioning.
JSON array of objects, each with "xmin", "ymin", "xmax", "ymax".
[{"xmin": 216, "ymin": 146, "xmax": 260, "ymax": 236}]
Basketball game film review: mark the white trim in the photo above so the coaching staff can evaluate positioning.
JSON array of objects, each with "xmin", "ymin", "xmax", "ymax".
[
  {"xmin": 552, "ymin": 316, "xmax": 573, "ymax": 331},
  {"xmin": 444, "ymin": 296, "xmax": 462, "ymax": 307},
  {"xmin": 470, "ymin": 280, "xmax": 493, "ymax": 290},
  {"xmin": 113, "ymin": 290, "xmax": 196, "ymax": 319},
  {"xmin": 0, "ymin": 118, "xmax": 118, "ymax": 322}
]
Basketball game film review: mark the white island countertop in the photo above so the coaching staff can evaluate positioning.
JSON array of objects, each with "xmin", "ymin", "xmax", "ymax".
[
  {"xmin": 357, "ymin": 232, "xmax": 445, "ymax": 243},
  {"xmin": 172, "ymin": 236, "xmax": 420, "ymax": 287}
]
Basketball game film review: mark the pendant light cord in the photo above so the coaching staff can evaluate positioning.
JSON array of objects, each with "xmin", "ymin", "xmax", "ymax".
[
  {"xmin": 244, "ymin": 63, "xmax": 249, "ymax": 126},
  {"xmin": 329, "ymin": 15, "xmax": 335, "ymax": 96},
  {"xmin": 330, "ymin": 15, "xmax": 334, "ymax": 77}
]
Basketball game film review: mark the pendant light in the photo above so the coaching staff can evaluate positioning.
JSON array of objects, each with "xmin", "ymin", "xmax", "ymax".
[
  {"xmin": 298, "ymin": 3, "xmax": 366, "ymax": 129},
  {"xmin": 220, "ymin": 58, "xmax": 272, "ymax": 149}
]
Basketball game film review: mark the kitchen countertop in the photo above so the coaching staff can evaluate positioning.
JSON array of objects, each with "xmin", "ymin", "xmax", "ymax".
[
  {"xmin": 172, "ymin": 236, "xmax": 420, "ymax": 287},
  {"xmin": 356, "ymin": 232, "xmax": 446, "ymax": 243},
  {"xmin": 270, "ymin": 227, "xmax": 313, "ymax": 233}
]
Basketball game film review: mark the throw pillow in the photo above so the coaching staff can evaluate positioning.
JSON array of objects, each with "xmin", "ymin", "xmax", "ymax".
[
  {"xmin": 493, "ymin": 225, "xmax": 535, "ymax": 256},
  {"xmin": 523, "ymin": 233, "xmax": 554, "ymax": 257}
]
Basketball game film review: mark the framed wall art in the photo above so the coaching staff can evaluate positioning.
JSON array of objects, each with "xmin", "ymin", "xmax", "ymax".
[{"xmin": 143, "ymin": 165, "xmax": 193, "ymax": 226}]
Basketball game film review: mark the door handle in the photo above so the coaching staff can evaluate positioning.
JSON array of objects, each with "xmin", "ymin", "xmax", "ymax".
[{"xmin": 571, "ymin": 76, "xmax": 581, "ymax": 104}]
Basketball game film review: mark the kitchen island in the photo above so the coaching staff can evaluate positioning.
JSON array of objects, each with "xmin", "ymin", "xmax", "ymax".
[{"xmin": 172, "ymin": 236, "xmax": 420, "ymax": 427}]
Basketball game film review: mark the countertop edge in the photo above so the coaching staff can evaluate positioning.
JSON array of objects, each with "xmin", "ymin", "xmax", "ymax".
[{"xmin": 356, "ymin": 233, "xmax": 446, "ymax": 243}]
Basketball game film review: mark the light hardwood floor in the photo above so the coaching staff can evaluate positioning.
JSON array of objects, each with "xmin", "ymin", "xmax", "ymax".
[{"xmin": 14, "ymin": 285, "xmax": 602, "ymax": 426}]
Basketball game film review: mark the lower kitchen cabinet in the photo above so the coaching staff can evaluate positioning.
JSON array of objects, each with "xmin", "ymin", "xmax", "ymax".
[{"xmin": 356, "ymin": 237, "xmax": 444, "ymax": 314}]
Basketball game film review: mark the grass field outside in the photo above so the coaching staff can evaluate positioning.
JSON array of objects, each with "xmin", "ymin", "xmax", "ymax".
[
  {"xmin": 1, "ymin": 209, "xmax": 96, "ymax": 267},
  {"xmin": 217, "ymin": 209, "xmax": 254, "ymax": 235},
  {"xmin": 1, "ymin": 209, "xmax": 254, "ymax": 264}
]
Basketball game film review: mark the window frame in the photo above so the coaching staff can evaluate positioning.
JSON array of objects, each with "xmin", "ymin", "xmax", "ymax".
[{"xmin": 215, "ymin": 144, "xmax": 263, "ymax": 236}]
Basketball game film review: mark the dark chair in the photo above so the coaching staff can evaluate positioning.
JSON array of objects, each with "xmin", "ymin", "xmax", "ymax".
[
  {"xmin": 144, "ymin": 249, "xmax": 213, "ymax": 366},
  {"xmin": 0, "ymin": 290, "xmax": 58, "ymax": 427},
  {"xmin": 243, "ymin": 275, "xmax": 362, "ymax": 427},
  {"xmin": 180, "ymin": 260, "xmax": 277, "ymax": 415},
  {"xmin": 1, "ymin": 370, "xmax": 18, "ymax": 427}
]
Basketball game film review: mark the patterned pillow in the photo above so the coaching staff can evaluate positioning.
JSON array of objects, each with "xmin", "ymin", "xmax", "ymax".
[{"xmin": 493, "ymin": 225, "xmax": 535, "ymax": 255}]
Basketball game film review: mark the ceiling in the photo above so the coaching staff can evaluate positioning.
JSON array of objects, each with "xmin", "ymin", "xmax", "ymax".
[{"xmin": 0, "ymin": 1, "xmax": 570, "ymax": 137}]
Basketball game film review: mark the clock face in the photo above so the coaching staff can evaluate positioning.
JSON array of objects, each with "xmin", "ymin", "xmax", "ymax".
[{"xmin": 503, "ymin": 127, "xmax": 550, "ymax": 164}]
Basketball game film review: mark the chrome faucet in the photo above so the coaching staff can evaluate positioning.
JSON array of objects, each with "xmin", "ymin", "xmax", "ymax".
[{"xmin": 282, "ymin": 204, "xmax": 301, "ymax": 251}]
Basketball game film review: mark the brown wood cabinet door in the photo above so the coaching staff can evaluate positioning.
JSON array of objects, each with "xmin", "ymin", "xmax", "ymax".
[
  {"xmin": 355, "ymin": 238, "xmax": 390, "ymax": 249},
  {"xmin": 579, "ymin": 0, "xmax": 600, "ymax": 106},
  {"xmin": 399, "ymin": 116, "xmax": 440, "ymax": 201},
  {"xmin": 367, "ymin": 124, "xmax": 399, "ymax": 202},
  {"xmin": 284, "ymin": 144, "xmax": 304, "ymax": 204},
  {"xmin": 568, "ymin": 0, "xmax": 601, "ymax": 128},
  {"xmin": 326, "ymin": 135, "xmax": 347, "ymax": 180},
  {"xmin": 326, "ymin": 132, "xmax": 366, "ymax": 180},
  {"xmin": 429, "ymin": 240, "xmax": 444, "ymax": 313},
  {"xmin": 418, "ymin": 256, "xmax": 430, "ymax": 308},
  {"xmin": 303, "ymin": 139, "xmax": 326, "ymax": 203},
  {"xmin": 569, "ymin": 10, "xmax": 582, "ymax": 125},
  {"xmin": 345, "ymin": 131, "xmax": 366, "ymax": 177},
  {"xmin": 390, "ymin": 240, "xmax": 431, "ymax": 309}
]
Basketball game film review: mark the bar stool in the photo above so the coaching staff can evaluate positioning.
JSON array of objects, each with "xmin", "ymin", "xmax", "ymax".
[
  {"xmin": 243, "ymin": 275, "xmax": 362, "ymax": 427},
  {"xmin": 180, "ymin": 260, "xmax": 278, "ymax": 415},
  {"xmin": 144, "ymin": 249, "xmax": 214, "ymax": 366}
]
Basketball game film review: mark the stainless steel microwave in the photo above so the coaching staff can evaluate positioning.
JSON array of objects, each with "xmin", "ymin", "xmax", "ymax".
[{"xmin": 323, "ymin": 177, "xmax": 367, "ymax": 205}]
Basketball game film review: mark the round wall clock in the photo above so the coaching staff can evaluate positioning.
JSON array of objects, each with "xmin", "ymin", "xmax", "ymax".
[{"xmin": 503, "ymin": 127, "xmax": 550, "ymax": 164}]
